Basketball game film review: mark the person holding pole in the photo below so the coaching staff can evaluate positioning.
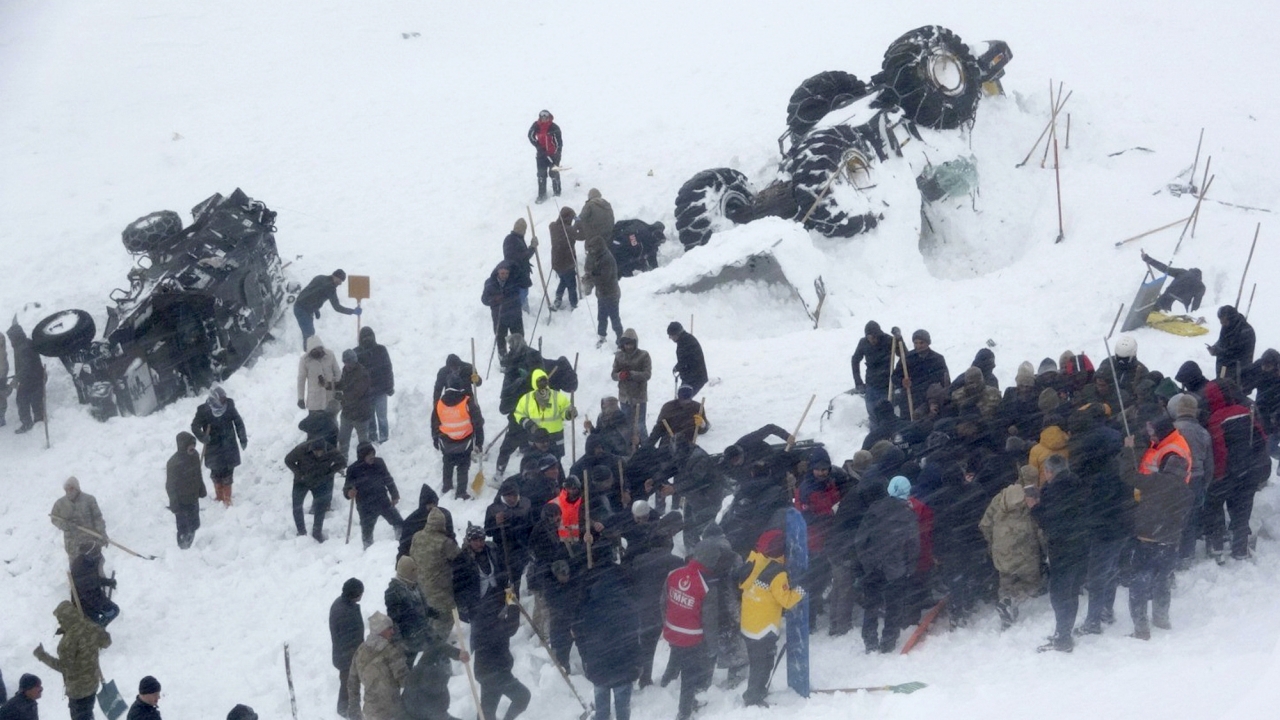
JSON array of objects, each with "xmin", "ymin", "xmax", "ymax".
[
  {"xmin": 50, "ymin": 477, "xmax": 107, "ymax": 560},
  {"xmin": 612, "ymin": 329, "xmax": 651, "ymax": 447},
  {"xmin": 892, "ymin": 329, "xmax": 949, "ymax": 420},
  {"xmin": 293, "ymin": 270, "xmax": 361, "ymax": 350},
  {"xmin": 502, "ymin": 219, "xmax": 537, "ymax": 314},
  {"xmin": 851, "ymin": 321, "xmax": 893, "ymax": 430},
  {"xmin": 549, "ymin": 206, "xmax": 581, "ymax": 311}
]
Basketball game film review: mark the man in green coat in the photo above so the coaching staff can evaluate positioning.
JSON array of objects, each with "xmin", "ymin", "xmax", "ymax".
[{"xmin": 34, "ymin": 600, "xmax": 112, "ymax": 720}]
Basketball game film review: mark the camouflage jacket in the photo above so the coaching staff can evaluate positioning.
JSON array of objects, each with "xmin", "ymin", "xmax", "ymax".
[
  {"xmin": 348, "ymin": 634, "xmax": 408, "ymax": 720},
  {"xmin": 35, "ymin": 600, "xmax": 111, "ymax": 698}
]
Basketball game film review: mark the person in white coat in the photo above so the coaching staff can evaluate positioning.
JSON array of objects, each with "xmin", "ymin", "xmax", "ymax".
[{"xmin": 298, "ymin": 336, "xmax": 341, "ymax": 412}]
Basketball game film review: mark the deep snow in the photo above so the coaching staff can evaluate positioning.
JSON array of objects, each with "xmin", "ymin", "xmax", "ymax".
[{"xmin": 2, "ymin": 1, "xmax": 1279, "ymax": 718}]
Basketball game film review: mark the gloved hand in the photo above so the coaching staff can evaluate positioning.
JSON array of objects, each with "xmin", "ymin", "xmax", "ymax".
[
  {"xmin": 694, "ymin": 414, "xmax": 706, "ymax": 429},
  {"xmin": 387, "ymin": 388, "xmax": 395, "ymax": 396},
  {"xmin": 241, "ymin": 437, "xmax": 248, "ymax": 450},
  {"xmin": 530, "ymin": 237, "xmax": 539, "ymax": 251},
  {"xmin": 564, "ymin": 406, "xmax": 578, "ymax": 420},
  {"xmin": 104, "ymin": 578, "xmax": 118, "ymax": 589},
  {"xmin": 353, "ymin": 307, "xmax": 363, "ymax": 316},
  {"xmin": 471, "ymin": 372, "xmax": 481, "ymax": 385},
  {"xmin": 314, "ymin": 311, "xmax": 321, "ymax": 319},
  {"xmin": 433, "ymin": 436, "xmax": 442, "ymax": 451},
  {"xmin": 471, "ymin": 446, "xmax": 483, "ymax": 463},
  {"xmin": 298, "ymin": 399, "xmax": 306, "ymax": 410},
  {"xmin": 521, "ymin": 418, "xmax": 538, "ymax": 432},
  {"xmin": 618, "ymin": 371, "xmax": 630, "ymax": 381}
]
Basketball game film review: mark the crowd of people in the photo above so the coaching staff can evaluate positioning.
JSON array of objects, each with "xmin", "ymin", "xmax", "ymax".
[{"xmin": 5, "ymin": 110, "xmax": 1277, "ymax": 720}]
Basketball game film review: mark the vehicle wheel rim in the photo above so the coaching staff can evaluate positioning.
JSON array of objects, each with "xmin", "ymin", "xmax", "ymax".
[
  {"xmin": 928, "ymin": 52, "xmax": 966, "ymax": 96},
  {"xmin": 42, "ymin": 311, "xmax": 82, "ymax": 336}
]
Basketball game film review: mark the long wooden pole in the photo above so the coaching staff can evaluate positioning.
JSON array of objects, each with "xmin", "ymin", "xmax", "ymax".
[
  {"xmin": 898, "ymin": 338, "xmax": 915, "ymax": 420},
  {"xmin": 785, "ymin": 394, "xmax": 817, "ymax": 451},
  {"xmin": 1235, "ymin": 223, "xmax": 1262, "ymax": 307},
  {"xmin": 452, "ymin": 608, "xmax": 486, "ymax": 720},
  {"xmin": 528, "ymin": 206, "xmax": 554, "ymax": 324},
  {"xmin": 570, "ymin": 352, "xmax": 579, "ymax": 464}
]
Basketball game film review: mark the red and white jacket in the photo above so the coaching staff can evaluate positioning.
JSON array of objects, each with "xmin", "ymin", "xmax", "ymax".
[{"xmin": 663, "ymin": 559, "xmax": 709, "ymax": 647}]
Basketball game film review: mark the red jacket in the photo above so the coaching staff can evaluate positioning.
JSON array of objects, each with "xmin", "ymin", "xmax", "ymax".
[
  {"xmin": 909, "ymin": 497, "xmax": 935, "ymax": 573},
  {"xmin": 663, "ymin": 560, "xmax": 709, "ymax": 647}
]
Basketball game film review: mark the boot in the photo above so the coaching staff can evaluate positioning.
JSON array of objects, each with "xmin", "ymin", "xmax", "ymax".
[
  {"xmin": 1129, "ymin": 597, "xmax": 1151, "ymax": 640},
  {"xmin": 536, "ymin": 178, "xmax": 548, "ymax": 203},
  {"xmin": 312, "ymin": 515, "xmax": 326, "ymax": 543},
  {"xmin": 1152, "ymin": 593, "xmax": 1171, "ymax": 630},
  {"xmin": 552, "ymin": 176, "xmax": 562, "ymax": 197},
  {"xmin": 1036, "ymin": 634, "xmax": 1073, "ymax": 653},
  {"xmin": 15, "ymin": 422, "xmax": 33, "ymax": 434},
  {"xmin": 996, "ymin": 598, "xmax": 1017, "ymax": 630},
  {"xmin": 596, "ymin": 335, "xmax": 607, "ymax": 348}
]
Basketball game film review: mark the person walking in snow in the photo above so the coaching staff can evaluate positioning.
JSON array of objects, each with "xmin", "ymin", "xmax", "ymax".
[
  {"xmin": 502, "ymin": 218, "xmax": 537, "ymax": 314},
  {"xmin": 528, "ymin": 110, "xmax": 563, "ymax": 203},
  {"xmin": 662, "ymin": 547, "xmax": 718, "ymax": 720},
  {"xmin": 574, "ymin": 562, "xmax": 642, "ymax": 720},
  {"xmin": 483, "ymin": 262, "xmax": 525, "ymax": 359},
  {"xmin": 190, "ymin": 386, "xmax": 247, "ymax": 506},
  {"xmin": 165, "ymin": 431, "xmax": 206, "ymax": 549},
  {"xmin": 550, "ymin": 206, "xmax": 581, "ymax": 310},
  {"xmin": 34, "ymin": 600, "xmax": 111, "ymax": 720},
  {"xmin": 667, "ymin": 322, "xmax": 708, "ymax": 396},
  {"xmin": 330, "ymin": 578, "xmax": 364, "ymax": 719},
  {"xmin": 293, "ymin": 270, "xmax": 361, "ymax": 349},
  {"xmin": 344, "ymin": 443, "xmax": 403, "ymax": 549},
  {"xmin": 851, "ymin": 321, "xmax": 894, "ymax": 429},
  {"xmin": 285, "ymin": 438, "xmax": 346, "ymax": 541},
  {"xmin": 6, "ymin": 321, "xmax": 45, "ymax": 435},
  {"xmin": 581, "ymin": 225, "xmax": 623, "ymax": 347},
  {"xmin": 50, "ymin": 477, "xmax": 107, "ymax": 560},
  {"xmin": 356, "ymin": 326, "xmax": 395, "ymax": 444},
  {"xmin": 612, "ymin": 328, "xmax": 652, "ymax": 447},
  {"xmin": 299, "ymin": 335, "xmax": 341, "ymax": 412},
  {"xmin": 431, "ymin": 385, "xmax": 484, "ymax": 500},
  {"xmin": 336, "ymin": 349, "xmax": 374, "ymax": 461}
]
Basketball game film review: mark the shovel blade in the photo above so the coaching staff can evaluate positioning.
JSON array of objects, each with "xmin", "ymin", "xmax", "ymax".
[
  {"xmin": 471, "ymin": 468, "xmax": 486, "ymax": 496},
  {"xmin": 98, "ymin": 680, "xmax": 128, "ymax": 720}
]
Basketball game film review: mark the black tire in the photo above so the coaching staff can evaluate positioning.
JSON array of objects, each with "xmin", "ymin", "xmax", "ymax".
[
  {"xmin": 785, "ymin": 71, "xmax": 870, "ymax": 139},
  {"xmin": 788, "ymin": 125, "xmax": 885, "ymax": 238},
  {"xmin": 122, "ymin": 210, "xmax": 183, "ymax": 254},
  {"xmin": 32, "ymin": 309, "xmax": 96, "ymax": 357},
  {"xmin": 873, "ymin": 26, "xmax": 983, "ymax": 130},
  {"xmin": 674, "ymin": 168, "xmax": 756, "ymax": 248}
]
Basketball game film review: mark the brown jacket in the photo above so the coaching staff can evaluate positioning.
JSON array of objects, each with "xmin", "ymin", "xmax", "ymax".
[{"xmin": 550, "ymin": 207, "xmax": 580, "ymax": 274}]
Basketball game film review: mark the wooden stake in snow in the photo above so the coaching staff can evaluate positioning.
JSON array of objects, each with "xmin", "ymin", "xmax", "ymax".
[
  {"xmin": 1235, "ymin": 223, "xmax": 1261, "ymax": 307},
  {"xmin": 1053, "ymin": 135, "xmax": 1065, "ymax": 243}
]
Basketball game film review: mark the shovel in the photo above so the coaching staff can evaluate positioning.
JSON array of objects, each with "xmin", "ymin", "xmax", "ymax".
[
  {"xmin": 96, "ymin": 679, "xmax": 128, "ymax": 720},
  {"xmin": 812, "ymin": 682, "xmax": 928, "ymax": 695}
]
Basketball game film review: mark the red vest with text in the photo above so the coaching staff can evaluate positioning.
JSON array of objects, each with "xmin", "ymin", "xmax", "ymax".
[{"xmin": 663, "ymin": 560, "xmax": 709, "ymax": 647}]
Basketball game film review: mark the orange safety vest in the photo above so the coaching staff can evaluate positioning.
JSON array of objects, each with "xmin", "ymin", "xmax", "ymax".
[
  {"xmin": 435, "ymin": 398, "xmax": 473, "ymax": 441},
  {"xmin": 552, "ymin": 490, "xmax": 581, "ymax": 541},
  {"xmin": 1140, "ymin": 430, "xmax": 1193, "ymax": 485}
]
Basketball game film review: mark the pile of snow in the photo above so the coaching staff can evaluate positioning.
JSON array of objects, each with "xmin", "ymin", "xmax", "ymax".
[{"xmin": 1, "ymin": 1, "xmax": 1278, "ymax": 718}]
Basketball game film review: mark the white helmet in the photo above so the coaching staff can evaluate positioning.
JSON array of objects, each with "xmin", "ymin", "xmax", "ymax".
[{"xmin": 1114, "ymin": 335, "xmax": 1137, "ymax": 359}]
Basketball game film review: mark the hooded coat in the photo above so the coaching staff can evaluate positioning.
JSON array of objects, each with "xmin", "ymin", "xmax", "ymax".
[
  {"xmin": 1028, "ymin": 425, "xmax": 1070, "ymax": 483},
  {"xmin": 501, "ymin": 230, "xmax": 535, "ymax": 290},
  {"xmin": 190, "ymin": 393, "xmax": 246, "ymax": 474},
  {"xmin": 581, "ymin": 234, "xmax": 620, "ymax": 300},
  {"xmin": 356, "ymin": 327, "xmax": 395, "ymax": 396},
  {"xmin": 385, "ymin": 557, "xmax": 432, "ymax": 652},
  {"xmin": 348, "ymin": 628, "xmax": 408, "ymax": 720},
  {"xmin": 299, "ymin": 336, "xmax": 341, "ymax": 411},
  {"xmin": 979, "ymin": 484, "xmax": 1042, "ymax": 579},
  {"xmin": 854, "ymin": 496, "xmax": 921, "ymax": 582},
  {"xmin": 398, "ymin": 485, "xmax": 455, "ymax": 559},
  {"xmin": 549, "ymin": 206, "xmax": 581, "ymax": 274},
  {"xmin": 611, "ymin": 329, "xmax": 652, "ymax": 404},
  {"xmin": 286, "ymin": 440, "xmax": 347, "ymax": 489},
  {"xmin": 336, "ymin": 361, "xmax": 374, "ymax": 422},
  {"xmin": 513, "ymin": 368, "xmax": 572, "ymax": 434},
  {"xmin": 166, "ymin": 432, "xmax": 206, "ymax": 506},
  {"xmin": 1211, "ymin": 306, "xmax": 1256, "ymax": 380},
  {"xmin": 577, "ymin": 190, "xmax": 615, "ymax": 245},
  {"xmin": 33, "ymin": 600, "xmax": 111, "ymax": 699},
  {"xmin": 410, "ymin": 509, "xmax": 461, "ymax": 613}
]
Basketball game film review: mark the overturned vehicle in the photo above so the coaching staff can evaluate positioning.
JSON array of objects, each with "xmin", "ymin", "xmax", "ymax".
[
  {"xmin": 674, "ymin": 25, "xmax": 1011, "ymax": 248},
  {"xmin": 31, "ymin": 189, "xmax": 293, "ymax": 419}
]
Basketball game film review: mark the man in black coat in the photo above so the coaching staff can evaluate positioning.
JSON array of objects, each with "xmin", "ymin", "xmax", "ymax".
[
  {"xmin": 610, "ymin": 219, "xmax": 665, "ymax": 276},
  {"xmin": 285, "ymin": 438, "xmax": 346, "ymax": 540},
  {"xmin": 502, "ymin": 218, "xmax": 537, "ymax": 311},
  {"xmin": 892, "ymin": 329, "xmax": 949, "ymax": 420},
  {"xmin": 356, "ymin": 327, "xmax": 395, "ymax": 443},
  {"xmin": 336, "ymin": 350, "xmax": 373, "ymax": 462},
  {"xmin": 1030, "ymin": 454, "xmax": 1093, "ymax": 652},
  {"xmin": 573, "ymin": 563, "xmax": 641, "ymax": 719},
  {"xmin": 463, "ymin": 526, "xmax": 530, "ymax": 720},
  {"xmin": 484, "ymin": 479, "xmax": 532, "ymax": 591},
  {"xmin": 1208, "ymin": 305, "xmax": 1256, "ymax": 383},
  {"xmin": 190, "ymin": 386, "xmax": 247, "ymax": 506},
  {"xmin": 293, "ymin": 270, "xmax": 360, "ymax": 349},
  {"xmin": 433, "ymin": 354, "xmax": 481, "ymax": 404},
  {"xmin": 855, "ymin": 477, "xmax": 921, "ymax": 654},
  {"xmin": 71, "ymin": 542, "xmax": 119, "ymax": 627},
  {"xmin": 1243, "ymin": 348, "xmax": 1280, "ymax": 459},
  {"xmin": 329, "ymin": 579, "xmax": 364, "ymax": 718},
  {"xmin": 1069, "ymin": 411, "xmax": 1134, "ymax": 636},
  {"xmin": 343, "ymin": 444, "xmax": 403, "ymax": 549},
  {"xmin": 483, "ymin": 262, "xmax": 526, "ymax": 359},
  {"xmin": 852, "ymin": 320, "xmax": 894, "ymax": 428},
  {"xmin": 386, "ymin": 556, "xmax": 432, "ymax": 664},
  {"xmin": 1140, "ymin": 252, "xmax": 1205, "ymax": 313},
  {"xmin": 6, "ymin": 322, "xmax": 45, "ymax": 435},
  {"xmin": 667, "ymin": 322, "xmax": 708, "ymax": 396},
  {"xmin": 165, "ymin": 431, "xmax": 206, "ymax": 549},
  {"xmin": 126, "ymin": 676, "xmax": 162, "ymax": 720},
  {"xmin": 0, "ymin": 674, "xmax": 41, "ymax": 720}
]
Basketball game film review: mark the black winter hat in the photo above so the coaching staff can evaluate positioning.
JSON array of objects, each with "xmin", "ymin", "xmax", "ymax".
[
  {"xmin": 139, "ymin": 676, "xmax": 162, "ymax": 694},
  {"xmin": 333, "ymin": 269, "xmax": 346, "ymax": 281},
  {"xmin": 418, "ymin": 483, "xmax": 440, "ymax": 508},
  {"xmin": 227, "ymin": 705, "xmax": 259, "ymax": 720},
  {"xmin": 667, "ymin": 321, "xmax": 683, "ymax": 336},
  {"xmin": 18, "ymin": 674, "xmax": 41, "ymax": 692},
  {"xmin": 465, "ymin": 523, "xmax": 486, "ymax": 542},
  {"xmin": 499, "ymin": 477, "xmax": 521, "ymax": 497},
  {"xmin": 912, "ymin": 329, "xmax": 931, "ymax": 344},
  {"xmin": 535, "ymin": 453, "xmax": 559, "ymax": 471},
  {"xmin": 356, "ymin": 442, "xmax": 376, "ymax": 460},
  {"xmin": 865, "ymin": 320, "xmax": 882, "ymax": 335},
  {"xmin": 342, "ymin": 577, "xmax": 364, "ymax": 599}
]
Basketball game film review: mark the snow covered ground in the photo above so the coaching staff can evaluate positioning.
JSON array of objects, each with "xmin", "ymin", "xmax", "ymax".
[{"xmin": 2, "ymin": 0, "xmax": 1278, "ymax": 717}]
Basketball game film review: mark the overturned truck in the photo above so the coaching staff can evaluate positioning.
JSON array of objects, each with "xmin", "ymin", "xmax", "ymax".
[
  {"xmin": 675, "ymin": 25, "xmax": 1011, "ymax": 248},
  {"xmin": 31, "ymin": 189, "xmax": 294, "ymax": 419}
]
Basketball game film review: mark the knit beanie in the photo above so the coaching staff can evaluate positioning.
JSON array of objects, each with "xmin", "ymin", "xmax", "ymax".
[
  {"xmin": 139, "ymin": 676, "xmax": 161, "ymax": 695},
  {"xmin": 887, "ymin": 476, "xmax": 911, "ymax": 500},
  {"xmin": 1015, "ymin": 361, "xmax": 1036, "ymax": 389}
]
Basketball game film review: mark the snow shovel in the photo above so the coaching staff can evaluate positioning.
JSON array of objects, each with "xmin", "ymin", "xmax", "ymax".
[
  {"xmin": 812, "ymin": 682, "xmax": 928, "ymax": 695},
  {"xmin": 900, "ymin": 596, "xmax": 947, "ymax": 654},
  {"xmin": 96, "ymin": 679, "xmax": 127, "ymax": 720}
]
